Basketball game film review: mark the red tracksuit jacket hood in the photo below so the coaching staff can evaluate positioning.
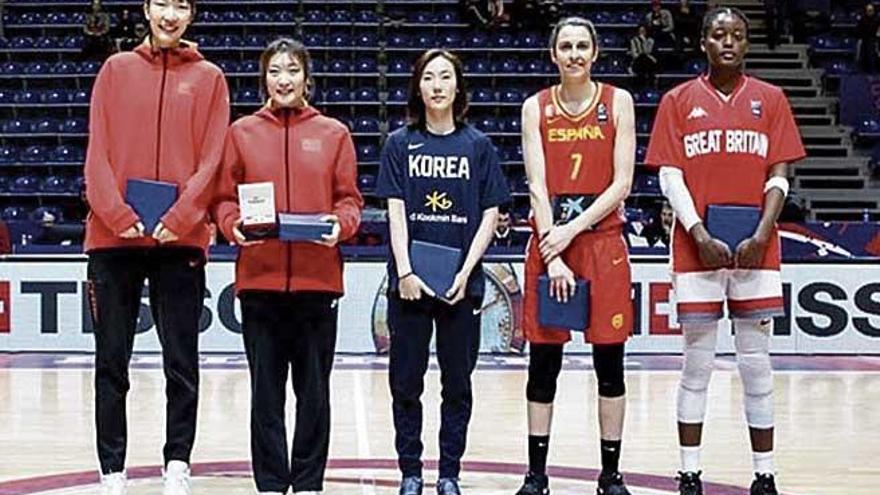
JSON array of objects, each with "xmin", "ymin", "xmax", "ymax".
[
  {"xmin": 84, "ymin": 40, "xmax": 230, "ymax": 252},
  {"xmin": 213, "ymin": 105, "xmax": 364, "ymax": 294}
]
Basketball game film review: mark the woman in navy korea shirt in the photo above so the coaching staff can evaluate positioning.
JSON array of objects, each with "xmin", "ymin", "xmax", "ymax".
[{"xmin": 375, "ymin": 49, "xmax": 510, "ymax": 495}]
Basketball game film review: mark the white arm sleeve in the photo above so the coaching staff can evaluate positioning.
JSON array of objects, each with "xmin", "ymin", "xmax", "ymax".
[{"xmin": 658, "ymin": 166, "xmax": 702, "ymax": 232}]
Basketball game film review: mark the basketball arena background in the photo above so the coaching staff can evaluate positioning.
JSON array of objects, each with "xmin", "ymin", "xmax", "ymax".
[{"xmin": 0, "ymin": 0, "xmax": 879, "ymax": 356}]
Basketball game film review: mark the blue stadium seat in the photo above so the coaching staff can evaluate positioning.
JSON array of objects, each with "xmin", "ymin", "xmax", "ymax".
[
  {"xmin": 221, "ymin": 35, "xmax": 243, "ymax": 48},
  {"xmin": 329, "ymin": 32, "xmax": 352, "ymax": 47},
  {"xmin": 18, "ymin": 145, "xmax": 49, "ymax": 163},
  {"xmin": 24, "ymin": 62, "xmax": 50, "ymax": 75},
  {"xmin": 36, "ymin": 36, "xmax": 58, "ymax": 49},
  {"xmin": 52, "ymin": 145, "xmax": 84, "ymax": 162},
  {"xmin": 601, "ymin": 33, "xmax": 623, "ymax": 48},
  {"xmin": 31, "ymin": 205, "xmax": 64, "ymax": 222},
  {"xmin": 325, "ymin": 87, "xmax": 350, "ymax": 102},
  {"xmin": 625, "ymin": 207, "xmax": 645, "ymax": 222},
  {"xmin": 437, "ymin": 10, "xmax": 459, "ymax": 23},
  {"xmin": 356, "ymin": 10, "xmax": 378, "ymax": 23},
  {"xmin": 222, "ymin": 10, "xmax": 246, "ymax": 22},
  {"xmin": 635, "ymin": 174, "xmax": 661, "ymax": 194},
  {"xmin": 686, "ymin": 59, "xmax": 708, "ymax": 74},
  {"xmin": 593, "ymin": 11, "xmax": 614, "ymax": 24},
  {"xmin": 493, "ymin": 58, "xmax": 521, "ymax": 73},
  {"xmin": 200, "ymin": 11, "xmax": 219, "ymax": 22},
  {"xmin": 388, "ymin": 33, "xmax": 410, "ymax": 48},
  {"xmin": 353, "ymin": 87, "xmax": 378, "ymax": 101},
  {"xmin": 858, "ymin": 119, "xmax": 880, "ymax": 134},
  {"xmin": 248, "ymin": 11, "xmax": 271, "ymax": 22},
  {"xmin": 355, "ymin": 33, "xmax": 377, "ymax": 47},
  {"xmin": 304, "ymin": 10, "xmax": 325, "ymax": 23},
  {"xmin": 389, "ymin": 117, "xmax": 408, "ymax": 130},
  {"xmin": 358, "ymin": 174, "xmax": 377, "ymax": 191},
  {"xmin": 388, "ymin": 86, "xmax": 408, "ymax": 102},
  {"xmin": 71, "ymin": 90, "xmax": 90, "ymax": 104},
  {"xmin": 2, "ymin": 119, "xmax": 29, "ymax": 134},
  {"xmin": 61, "ymin": 118, "xmax": 87, "ymax": 134},
  {"xmin": 824, "ymin": 59, "xmax": 855, "ymax": 75},
  {"xmin": 15, "ymin": 90, "xmax": 42, "ymax": 104},
  {"xmin": 40, "ymin": 175, "xmax": 70, "ymax": 193},
  {"xmin": 32, "ymin": 118, "xmax": 61, "ymax": 134},
  {"xmin": 71, "ymin": 176, "xmax": 85, "ymax": 194},
  {"xmin": 80, "ymin": 61, "xmax": 101, "ymax": 74},
  {"xmin": 518, "ymin": 32, "xmax": 541, "ymax": 48},
  {"xmin": 504, "ymin": 145, "xmax": 523, "ymax": 162},
  {"xmin": 357, "ymin": 144, "xmax": 378, "ymax": 161},
  {"xmin": 2, "ymin": 62, "xmax": 23, "ymax": 75},
  {"xmin": 1, "ymin": 206, "xmax": 29, "ymax": 221},
  {"xmin": 240, "ymin": 60, "xmax": 259, "ymax": 73},
  {"xmin": 442, "ymin": 33, "xmax": 462, "ymax": 47},
  {"xmin": 473, "ymin": 116, "xmax": 499, "ymax": 133},
  {"xmin": 388, "ymin": 58, "xmax": 411, "ymax": 74},
  {"xmin": 415, "ymin": 33, "xmax": 436, "ymax": 47},
  {"xmin": 233, "ymin": 88, "xmax": 258, "ymax": 103},
  {"xmin": 0, "ymin": 90, "xmax": 12, "ymax": 103},
  {"xmin": 50, "ymin": 61, "xmax": 78, "ymax": 75},
  {"xmin": 471, "ymin": 87, "xmax": 494, "ymax": 103},
  {"xmin": 0, "ymin": 146, "xmax": 16, "ymax": 163},
  {"xmin": 330, "ymin": 10, "xmax": 352, "ymax": 23},
  {"xmin": 464, "ymin": 58, "xmax": 490, "ymax": 74},
  {"xmin": 46, "ymin": 12, "xmax": 70, "ymax": 24},
  {"xmin": 218, "ymin": 60, "xmax": 240, "ymax": 73},
  {"xmin": 62, "ymin": 35, "xmax": 83, "ymax": 49},
  {"xmin": 500, "ymin": 88, "xmax": 524, "ymax": 103},
  {"xmin": 328, "ymin": 59, "xmax": 352, "ymax": 73},
  {"xmin": 354, "ymin": 117, "xmax": 380, "ymax": 133},
  {"xmin": 355, "ymin": 58, "xmax": 378, "ymax": 73},
  {"xmin": 11, "ymin": 37, "xmax": 36, "ymax": 49},
  {"xmin": 636, "ymin": 144, "xmax": 647, "ymax": 163},
  {"xmin": 303, "ymin": 33, "xmax": 325, "ymax": 47},
  {"xmin": 408, "ymin": 11, "xmax": 434, "ymax": 24},
  {"xmin": 466, "ymin": 32, "xmax": 489, "ymax": 48},
  {"xmin": 620, "ymin": 11, "xmax": 641, "ymax": 24},
  {"xmin": 274, "ymin": 11, "xmax": 295, "ymax": 22},
  {"xmin": 637, "ymin": 118, "xmax": 651, "ymax": 134},
  {"xmin": 504, "ymin": 116, "xmax": 521, "ymax": 133},
  {"xmin": 10, "ymin": 175, "xmax": 40, "ymax": 193},
  {"xmin": 43, "ymin": 89, "xmax": 68, "ymax": 104},
  {"xmin": 244, "ymin": 34, "xmax": 266, "ymax": 47},
  {"xmin": 492, "ymin": 33, "xmax": 515, "ymax": 48}
]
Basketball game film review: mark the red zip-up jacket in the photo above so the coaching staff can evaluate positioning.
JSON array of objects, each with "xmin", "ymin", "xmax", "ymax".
[
  {"xmin": 84, "ymin": 40, "xmax": 230, "ymax": 252},
  {"xmin": 213, "ymin": 105, "xmax": 363, "ymax": 295}
]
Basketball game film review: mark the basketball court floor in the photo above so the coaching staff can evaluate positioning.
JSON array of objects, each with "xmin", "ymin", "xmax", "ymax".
[{"xmin": 1, "ymin": 353, "xmax": 878, "ymax": 494}]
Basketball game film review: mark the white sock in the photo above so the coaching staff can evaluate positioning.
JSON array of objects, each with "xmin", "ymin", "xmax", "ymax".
[
  {"xmin": 753, "ymin": 450, "xmax": 774, "ymax": 475},
  {"xmin": 680, "ymin": 445, "xmax": 701, "ymax": 472}
]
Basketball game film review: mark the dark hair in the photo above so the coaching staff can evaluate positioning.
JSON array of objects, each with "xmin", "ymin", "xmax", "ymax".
[
  {"xmin": 143, "ymin": 0, "xmax": 197, "ymax": 17},
  {"xmin": 701, "ymin": 6, "xmax": 749, "ymax": 38},
  {"xmin": 549, "ymin": 16, "xmax": 598, "ymax": 52},
  {"xmin": 407, "ymin": 49, "xmax": 468, "ymax": 129},
  {"xmin": 259, "ymin": 37, "xmax": 313, "ymax": 102}
]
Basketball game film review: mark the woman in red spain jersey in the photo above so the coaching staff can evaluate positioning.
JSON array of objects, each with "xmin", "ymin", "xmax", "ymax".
[
  {"xmin": 515, "ymin": 16, "xmax": 636, "ymax": 495},
  {"xmin": 645, "ymin": 8, "xmax": 805, "ymax": 495}
]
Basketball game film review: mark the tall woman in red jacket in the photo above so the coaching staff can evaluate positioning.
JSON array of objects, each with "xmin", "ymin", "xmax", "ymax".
[
  {"xmin": 212, "ymin": 38, "xmax": 363, "ymax": 495},
  {"xmin": 84, "ymin": 0, "xmax": 229, "ymax": 493}
]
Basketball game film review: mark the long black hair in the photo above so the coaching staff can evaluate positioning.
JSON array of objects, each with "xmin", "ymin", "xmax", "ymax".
[{"xmin": 406, "ymin": 49, "xmax": 469, "ymax": 130}]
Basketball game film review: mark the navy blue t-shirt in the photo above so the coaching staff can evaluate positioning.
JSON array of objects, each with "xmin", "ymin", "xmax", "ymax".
[{"xmin": 376, "ymin": 124, "xmax": 510, "ymax": 298}]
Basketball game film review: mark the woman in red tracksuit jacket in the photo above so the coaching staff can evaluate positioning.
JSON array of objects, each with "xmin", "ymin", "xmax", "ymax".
[
  {"xmin": 83, "ymin": 0, "xmax": 229, "ymax": 492},
  {"xmin": 212, "ymin": 38, "xmax": 363, "ymax": 495}
]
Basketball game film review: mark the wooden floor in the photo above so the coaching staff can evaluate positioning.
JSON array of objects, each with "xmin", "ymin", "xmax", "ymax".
[{"xmin": 0, "ymin": 354, "xmax": 878, "ymax": 494}]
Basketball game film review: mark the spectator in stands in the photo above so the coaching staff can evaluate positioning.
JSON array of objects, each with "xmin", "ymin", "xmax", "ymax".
[
  {"xmin": 642, "ymin": 200, "xmax": 673, "ymax": 247},
  {"xmin": 111, "ymin": 8, "xmax": 141, "ymax": 51},
  {"xmin": 461, "ymin": 0, "xmax": 505, "ymax": 29},
  {"xmin": 646, "ymin": 0, "xmax": 676, "ymax": 48},
  {"xmin": 630, "ymin": 24, "xmax": 659, "ymax": 88},
  {"xmin": 212, "ymin": 37, "xmax": 363, "ymax": 495},
  {"xmin": 857, "ymin": 2, "xmax": 880, "ymax": 73},
  {"xmin": 511, "ymin": 0, "xmax": 561, "ymax": 30},
  {"xmin": 84, "ymin": 0, "xmax": 230, "ymax": 493},
  {"xmin": 674, "ymin": 0, "xmax": 701, "ymax": 52},
  {"xmin": 81, "ymin": 0, "xmax": 113, "ymax": 61},
  {"xmin": 492, "ymin": 206, "xmax": 527, "ymax": 247}
]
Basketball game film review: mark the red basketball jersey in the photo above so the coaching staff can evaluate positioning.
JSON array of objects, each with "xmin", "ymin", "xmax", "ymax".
[
  {"xmin": 537, "ymin": 83, "xmax": 624, "ymax": 231},
  {"xmin": 645, "ymin": 74, "xmax": 807, "ymax": 273}
]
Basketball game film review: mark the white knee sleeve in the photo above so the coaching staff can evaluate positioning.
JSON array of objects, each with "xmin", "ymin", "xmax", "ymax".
[
  {"xmin": 677, "ymin": 322, "xmax": 718, "ymax": 424},
  {"xmin": 734, "ymin": 319, "xmax": 774, "ymax": 429}
]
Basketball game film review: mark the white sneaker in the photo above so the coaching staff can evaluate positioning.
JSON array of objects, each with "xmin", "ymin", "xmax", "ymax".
[
  {"xmin": 162, "ymin": 460, "xmax": 191, "ymax": 495},
  {"xmin": 99, "ymin": 471, "xmax": 126, "ymax": 495}
]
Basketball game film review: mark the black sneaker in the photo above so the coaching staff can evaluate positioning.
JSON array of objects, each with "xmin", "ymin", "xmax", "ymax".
[
  {"xmin": 750, "ymin": 473, "xmax": 778, "ymax": 495},
  {"xmin": 436, "ymin": 477, "xmax": 461, "ymax": 495},
  {"xmin": 676, "ymin": 471, "xmax": 703, "ymax": 495},
  {"xmin": 515, "ymin": 472, "xmax": 549, "ymax": 495},
  {"xmin": 399, "ymin": 476, "xmax": 424, "ymax": 495},
  {"xmin": 596, "ymin": 471, "xmax": 631, "ymax": 495}
]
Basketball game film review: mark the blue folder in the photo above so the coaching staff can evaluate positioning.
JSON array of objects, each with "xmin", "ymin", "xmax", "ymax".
[
  {"xmin": 125, "ymin": 179, "xmax": 177, "ymax": 235},
  {"xmin": 278, "ymin": 213, "xmax": 334, "ymax": 241},
  {"xmin": 706, "ymin": 205, "xmax": 761, "ymax": 251},
  {"xmin": 538, "ymin": 275, "xmax": 590, "ymax": 331},
  {"xmin": 410, "ymin": 240, "xmax": 462, "ymax": 298}
]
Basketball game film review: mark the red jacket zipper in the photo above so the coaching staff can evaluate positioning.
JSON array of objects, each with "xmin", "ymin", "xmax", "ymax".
[
  {"xmin": 155, "ymin": 50, "xmax": 169, "ymax": 181},
  {"xmin": 284, "ymin": 109, "xmax": 292, "ymax": 292}
]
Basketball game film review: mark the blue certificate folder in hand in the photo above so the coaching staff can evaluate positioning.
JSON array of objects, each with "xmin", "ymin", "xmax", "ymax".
[
  {"xmin": 538, "ymin": 275, "xmax": 590, "ymax": 331},
  {"xmin": 125, "ymin": 179, "xmax": 178, "ymax": 235},
  {"xmin": 410, "ymin": 240, "xmax": 462, "ymax": 298},
  {"xmin": 706, "ymin": 205, "xmax": 761, "ymax": 251},
  {"xmin": 278, "ymin": 213, "xmax": 334, "ymax": 241}
]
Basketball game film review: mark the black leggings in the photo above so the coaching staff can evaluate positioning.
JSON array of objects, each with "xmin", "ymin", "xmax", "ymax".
[{"xmin": 526, "ymin": 343, "xmax": 626, "ymax": 403}]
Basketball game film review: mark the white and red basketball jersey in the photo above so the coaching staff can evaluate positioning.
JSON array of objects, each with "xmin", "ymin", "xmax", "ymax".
[{"xmin": 645, "ymin": 74, "xmax": 807, "ymax": 273}]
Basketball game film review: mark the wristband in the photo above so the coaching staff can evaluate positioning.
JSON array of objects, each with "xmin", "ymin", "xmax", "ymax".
[{"xmin": 399, "ymin": 272, "xmax": 413, "ymax": 280}]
